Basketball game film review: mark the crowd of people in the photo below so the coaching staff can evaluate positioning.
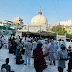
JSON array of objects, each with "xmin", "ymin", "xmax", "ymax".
[{"xmin": 0, "ymin": 35, "xmax": 72, "ymax": 72}]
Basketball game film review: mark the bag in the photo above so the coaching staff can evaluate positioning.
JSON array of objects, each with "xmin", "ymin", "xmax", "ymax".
[
  {"xmin": 43, "ymin": 65, "xmax": 47, "ymax": 70},
  {"xmin": 43, "ymin": 52, "xmax": 49, "ymax": 57},
  {"xmin": 43, "ymin": 61, "xmax": 47, "ymax": 70},
  {"xmin": 21, "ymin": 49, "xmax": 25, "ymax": 54}
]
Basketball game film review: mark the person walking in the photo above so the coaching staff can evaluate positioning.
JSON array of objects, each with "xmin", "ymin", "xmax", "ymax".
[
  {"xmin": 42, "ymin": 41, "xmax": 48, "ymax": 61},
  {"xmin": 55, "ymin": 42, "xmax": 60, "ymax": 51},
  {"xmin": 24, "ymin": 38, "xmax": 32, "ymax": 65},
  {"xmin": 57, "ymin": 44, "xmax": 68, "ymax": 72},
  {"xmin": 33, "ymin": 39, "xmax": 37, "ymax": 50},
  {"xmin": 16, "ymin": 38, "xmax": 23, "ymax": 57},
  {"xmin": 33, "ymin": 40, "xmax": 46, "ymax": 72},
  {"xmin": 48, "ymin": 41, "xmax": 56, "ymax": 65}
]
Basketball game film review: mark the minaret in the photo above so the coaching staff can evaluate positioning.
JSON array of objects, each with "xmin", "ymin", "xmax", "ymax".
[{"xmin": 38, "ymin": 9, "xmax": 42, "ymax": 15}]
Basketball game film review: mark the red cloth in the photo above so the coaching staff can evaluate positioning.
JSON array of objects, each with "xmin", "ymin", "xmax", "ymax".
[
  {"xmin": 33, "ymin": 48, "xmax": 45, "ymax": 69},
  {"xmin": 68, "ymin": 46, "xmax": 71, "ymax": 49},
  {"xmin": 25, "ymin": 37, "xmax": 26, "ymax": 40}
]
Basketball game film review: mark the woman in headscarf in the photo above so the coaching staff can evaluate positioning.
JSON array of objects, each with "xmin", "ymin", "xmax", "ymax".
[
  {"xmin": 48, "ymin": 41, "xmax": 56, "ymax": 65},
  {"xmin": 55, "ymin": 41, "xmax": 60, "ymax": 51},
  {"xmin": 33, "ymin": 40, "xmax": 46, "ymax": 72},
  {"xmin": 48, "ymin": 40, "xmax": 51, "ymax": 48},
  {"xmin": 42, "ymin": 41, "xmax": 48, "ymax": 61}
]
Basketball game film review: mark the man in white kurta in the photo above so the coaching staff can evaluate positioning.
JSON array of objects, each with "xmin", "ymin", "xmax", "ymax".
[
  {"xmin": 48, "ymin": 41, "xmax": 56, "ymax": 65},
  {"xmin": 33, "ymin": 40, "xmax": 37, "ymax": 50},
  {"xmin": 24, "ymin": 38, "xmax": 32, "ymax": 65}
]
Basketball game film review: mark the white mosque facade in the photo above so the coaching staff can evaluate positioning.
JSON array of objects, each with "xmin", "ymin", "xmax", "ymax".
[
  {"xmin": 60, "ymin": 19, "xmax": 72, "ymax": 26},
  {"xmin": 22, "ymin": 10, "xmax": 49, "ymax": 32}
]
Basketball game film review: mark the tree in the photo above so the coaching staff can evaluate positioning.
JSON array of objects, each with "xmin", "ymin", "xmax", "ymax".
[
  {"xmin": 51, "ymin": 25, "xmax": 66, "ymax": 33},
  {"xmin": 18, "ymin": 27, "xmax": 22, "ymax": 30}
]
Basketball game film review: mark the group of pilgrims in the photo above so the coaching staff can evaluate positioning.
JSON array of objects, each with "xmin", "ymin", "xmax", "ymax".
[{"xmin": 0, "ymin": 35, "xmax": 72, "ymax": 72}]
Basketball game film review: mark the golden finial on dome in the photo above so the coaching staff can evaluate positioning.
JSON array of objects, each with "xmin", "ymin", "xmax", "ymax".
[
  {"xmin": 67, "ymin": 18, "xmax": 69, "ymax": 21},
  {"xmin": 38, "ymin": 9, "xmax": 42, "ymax": 15}
]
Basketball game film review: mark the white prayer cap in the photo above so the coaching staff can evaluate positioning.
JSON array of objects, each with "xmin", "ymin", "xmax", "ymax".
[
  {"xmin": 44, "ymin": 38, "xmax": 48, "ymax": 41},
  {"xmin": 37, "ymin": 40, "xmax": 43, "ymax": 44},
  {"xmin": 27, "ymin": 38, "xmax": 31, "ymax": 42}
]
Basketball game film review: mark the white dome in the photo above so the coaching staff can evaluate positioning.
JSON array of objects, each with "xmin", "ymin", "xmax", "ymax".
[{"xmin": 31, "ymin": 15, "xmax": 48, "ymax": 25}]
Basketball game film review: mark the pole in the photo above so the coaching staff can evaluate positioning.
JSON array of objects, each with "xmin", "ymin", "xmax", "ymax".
[
  {"xmin": 55, "ymin": 25, "xmax": 56, "ymax": 33},
  {"xmin": 28, "ymin": 24, "xmax": 29, "ymax": 32},
  {"xmin": 27, "ymin": 23, "xmax": 29, "ymax": 37},
  {"xmin": 40, "ymin": 25, "xmax": 41, "ymax": 39},
  {"xmin": 55, "ymin": 25, "xmax": 56, "ymax": 40}
]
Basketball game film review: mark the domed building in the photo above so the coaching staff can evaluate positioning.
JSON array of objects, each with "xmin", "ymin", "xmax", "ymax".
[
  {"xmin": 23, "ymin": 10, "xmax": 49, "ymax": 32},
  {"xmin": 31, "ymin": 10, "xmax": 48, "ymax": 25}
]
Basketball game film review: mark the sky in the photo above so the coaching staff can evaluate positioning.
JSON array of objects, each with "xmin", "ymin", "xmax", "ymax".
[{"xmin": 0, "ymin": 0, "xmax": 72, "ymax": 25}]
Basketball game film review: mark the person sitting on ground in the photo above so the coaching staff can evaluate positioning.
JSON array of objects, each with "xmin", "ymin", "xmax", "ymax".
[
  {"xmin": 16, "ymin": 52, "xmax": 24, "ymax": 64},
  {"xmin": 1, "ymin": 58, "xmax": 11, "ymax": 72}
]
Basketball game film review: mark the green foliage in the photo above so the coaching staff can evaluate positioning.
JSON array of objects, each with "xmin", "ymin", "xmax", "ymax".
[
  {"xmin": 51, "ymin": 25, "xmax": 66, "ymax": 33},
  {"xmin": 19, "ymin": 27, "xmax": 22, "ymax": 30}
]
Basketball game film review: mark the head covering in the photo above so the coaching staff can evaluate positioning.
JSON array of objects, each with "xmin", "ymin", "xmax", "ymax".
[
  {"xmin": 44, "ymin": 38, "xmax": 48, "ymax": 41},
  {"xmin": 37, "ymin": 40, "xmax": 43, "ymax": 44},
  {"xmin": 56, "ymin": 42, "xmax": 58, "ymax": 45},
  {"xmin": 27, "ymin": 38, "xmax": 31, "ymax": 42},
  {"xmin": 60, "ymin": 44, "xmax": 66, "ymax": 47},
  {"xmin": 51, "ymin": 41, "xmax": 54, "ymax": 45}
]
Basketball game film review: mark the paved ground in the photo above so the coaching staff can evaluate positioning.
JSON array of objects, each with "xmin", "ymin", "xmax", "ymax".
[{"xmin": 0, "ymin": 49, "xmax": 68, "ymax": 72}]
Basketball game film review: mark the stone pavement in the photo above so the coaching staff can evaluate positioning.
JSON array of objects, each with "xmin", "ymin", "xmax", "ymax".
[{"xmin": 0, "ymin": 49, "xmax": 68, "ymax": 72}]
